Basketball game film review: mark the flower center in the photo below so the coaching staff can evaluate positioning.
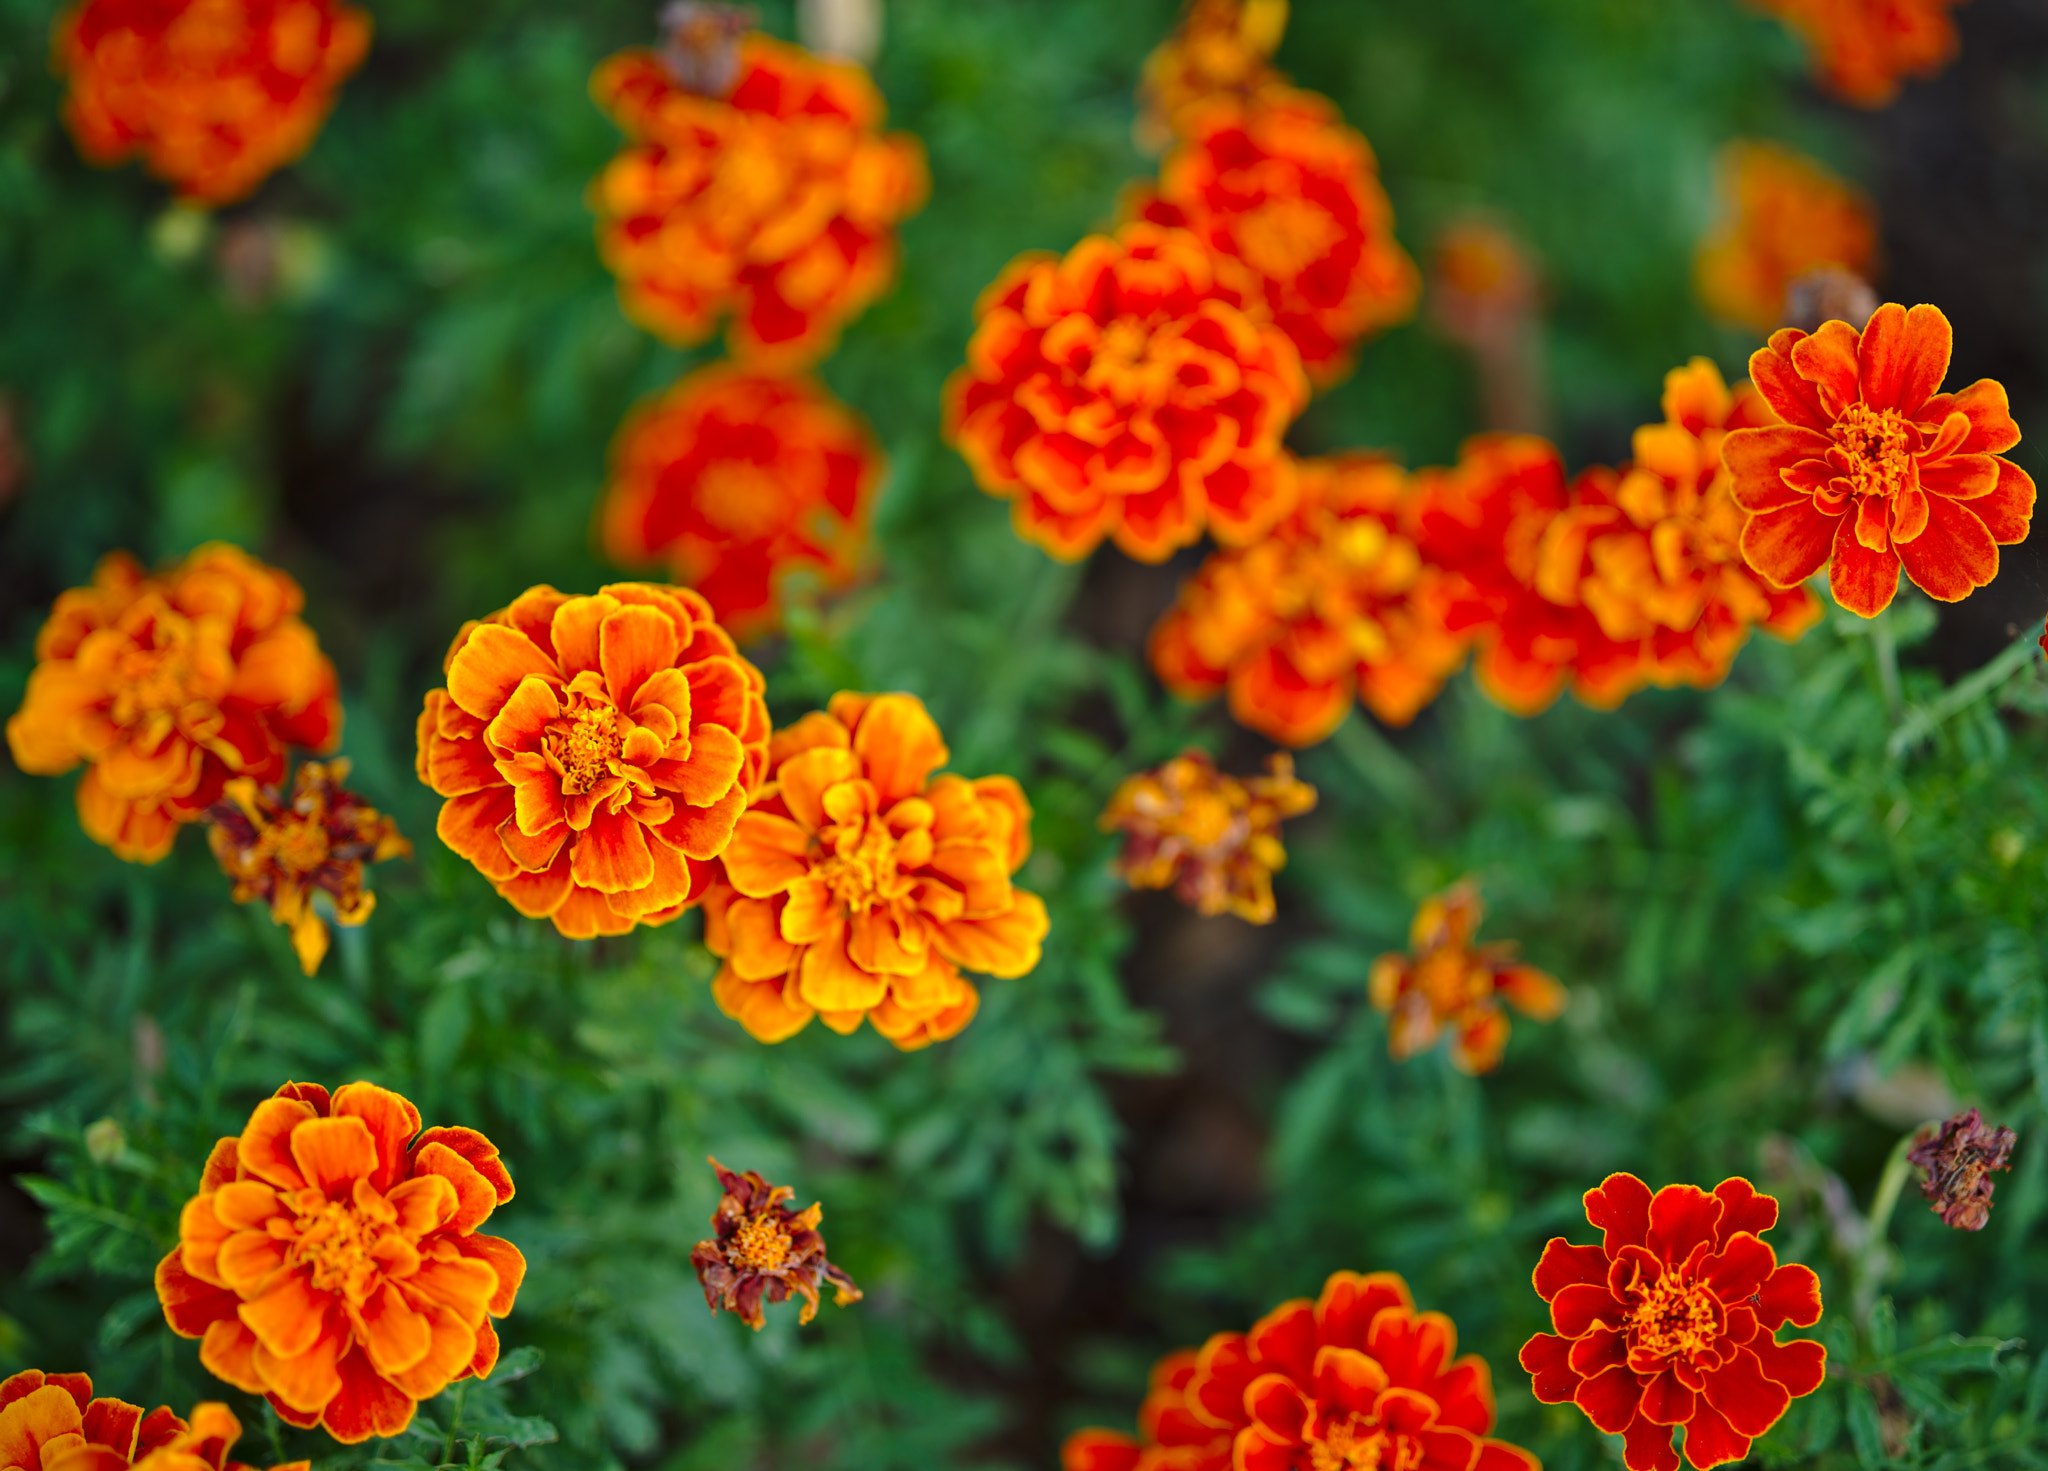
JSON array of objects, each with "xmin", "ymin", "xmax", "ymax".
[
  {"xmin": 1307, "ymin": 1415, "xmax": 1426, "ymax": 1471},
  {"xmin": 1832, "ymin": 402, "xmax": 1915, "ymax": 499},
  {"xmin": 726, "ymin": 1211, "xmax": 795, "ymax": 1272},
  {"xmin": 286, "ymin": 1194, "xmax": 390, "ymax": 1305},
  {"xmin": 1235, "ymin": 195, "xmax": 1343, "ymax": 283},
  {"xmin": 259, "ymin": 813, "xmax": 333, "ymax": 876},
  {"xmin": 547, "ymin": 704, "xmax": 626, "ymax": 796},
  {"xmin": 816, "ymin": 819, "xmax": 903, "ymax": 911},
  {"xmin": 109, "ymin": 617, "xmax": 207, "ymax": 727},
  {"xmin": 1627, "ymin": 1271, "xmax": 1722, "ymax": 1361},
  {"xmin": 693, "ymin": 459, "xmax": 791, "ymax": 542}
]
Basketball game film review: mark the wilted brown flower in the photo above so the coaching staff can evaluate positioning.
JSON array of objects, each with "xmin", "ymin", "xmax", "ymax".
[
  {"xmin": 1908, "ymin": 1107, "xmax": 2017, "ymax": 1230},
  {"xmin": 690, "ymin": 1157, "xmax": 862, "ymax": 1330},
  {"xmin": 657, "ymin": 2, "xmax": 753, "ymax": 96},
  {"xmin": 1100, "ymin": 750, "xmax": 1316, "ymax": 924}
]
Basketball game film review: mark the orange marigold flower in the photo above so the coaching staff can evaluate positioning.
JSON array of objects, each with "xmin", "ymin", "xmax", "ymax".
[
  {"xmin": 1063, "ymin": 1269, "xmax": 1539, "ymax": 1471},
  {"xmin": 1135, "ymin": 0, "xmax": 1290, "ymax": 151},
  {"xmin": 1749, "ymin": 0, "xmax": 1968, "ymax": 108},
  {"xmin": 1149, "ymin": 454, "xmax": 1467, "ymax": 745},
  {"xmin": 704, "ymin": 693, "xmax": 1047, "ymax": 1048},
  {"xmin": 54, "ymin": 0, "xmax": 370, "ymax": 205},
  {"xmin": 154, "ymin": 1081, "xmax": 527, "ymax": 1446},
  {"xmin": 6, "ymin": 544, "xmax": 342, "ymax": 864},
  {"xmin": 1724, "ymin": 302, "xmax": 2035, "ymax": 618},
  {"xmin": 1100, "ymin": 750, "xmax": 1314, "ymax": 924},
  {"xmin": 690, "ymin": 1157, "xmax": 862, "ymax": 1330},
  {"xmin": 205, "ymin": 758, "xmax": 410, "ymax": 977},
  {"xmin": 589, "ymin": 26, "xmax": 929, "ymax": 366},
  {"xmin": 0, "ymin": 1372, "xmax": 308, "ymax": 1471},
  {"xmin": 599, "ymin": 366, "xmax": 882, "ymax": 642},
  {"xmin": 945, "ymin": 223, "xmax": 1308, "ymax": 563},
  {"xmin": 1696, "ymin": 141, "xmax": 1878, "ymax": 336},
  {"xmin": 415, "ymin": 583, "xmax": 770, "ymax": 939},
  {"xmin": 1368, "ymin": 880, "xmax": 1564, "ymax": 1075},
  {"xmin": 1521, "ymin": 1173, "xmax": 1826, "ymax": 1471}
]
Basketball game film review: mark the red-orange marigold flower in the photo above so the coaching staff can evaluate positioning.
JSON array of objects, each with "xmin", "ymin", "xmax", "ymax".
[
  {"xmin": 1368, "ymin": 880, "xmax": 1564, "ymax": 1075},
  {"xmin": 1135, "ymin": 0, "xmax": 1290, "ymax": 150},
  {"xmin": 416, "ymin": 583, "xmax": 770, "ymax": 939},
  {"xmin": 0, "ymin": 1370, "xmax": 308, "ymax": 1471},
  {"xmin": 1749, "ymin": 0, "xmax": 1968, "ymax": 108},
  {"xmin": 690, "ymin": 1157, "xmax": 862, "ymax": 1330},
  {"xmin": 1150, "ymin": 454, "xmax": 1467, "ymax": 745},
  {"xmin": 1063, "ymin": 1270, "xmax": 1539, "ymax": 1471},
  {"xmin": 1521, "ymin": 1173, "xmax": 1826, "ymax": 1471},
  {"xmin": 54, "ymin": 0, "xmax": 370, "ymax": 205},
  {"xmin": 703, "ymin": 692, "xmax": 1048, "ymax": 1049},
  {"xmin": 1725, "ymin": 302, "xmax": 2035, "ymax": 618},
  {"xmin": 1695, "ymin": 141, "xmax": 1878, "ymax": 336},
  {"xmin": 6, "ymin": 544, "xmax": 342, "ymax": 864},
  {"xmin": 946, "ymin": 223, "xmax": 1308, "ymax": 563},
  {"xmin": 1100, "ymin": 750, "xmax": 1314, "ymax": 924},
  {"xmin": 154, "ymin": 1081, "xmax": 527, "ymax": 1446},
  {"xmin": 599, "ymin": 365, "xmax": 882, "ymax": 642}
]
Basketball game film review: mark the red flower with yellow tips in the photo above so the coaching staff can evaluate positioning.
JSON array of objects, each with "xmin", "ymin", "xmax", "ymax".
[{"xmin": 1135, "ymin": 0, "xmax": 1290, "ymax": 150}]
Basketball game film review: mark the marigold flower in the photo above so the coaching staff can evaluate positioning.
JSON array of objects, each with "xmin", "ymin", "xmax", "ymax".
[
  {"xmin": 416, "ymin": 583, "xmax": 769, "ymax": 939},
  {"xmin": 1520, "ymin": 1173, "xmax": 1827, "ymax": 1471},
  {"xmin": 6, "ymin": 544, "xmax": 342, "ymax": 864},
  {"xmin": 1368, "ymin": 880, "xmax": 1563, "ymax": 1075},
  {"xmin": 1135, "ymin": 0, "xmax": 1290, "ymax": 151},
  {"xmin": 1696, "ymin": 141, "xmax": 1878, "ymax": 336},
  {"xmin": 205, "ymin": 758, "xmax": 409, "ymax": 977},
  {"xmin": 1724, "ymin": 303, "xmax": 2035, "ymax": 618},
  {"xmin": 0, "ymin": 1372, "xmax": 308, "ymax": 1471},
  {"xmin": 1150, "ymin": 455, "xmax": 1466, "ymax": 745},
  {"xmin": 54, "ymin": 0, "xmax": 370, "ymax": 205},
  {"xmin": 1908, "ymin": 1106, "xmax": 2017, "ymax": 1231},
  {"xmin": 599, "ymin": 366, "xmax": 882, "ymax": 641},
  {"xmin": 690, "ymin": 1157, "xmax": 861, "ymax": 1330},
  {"xmin": 946, "ymin": 223, "xmax": 1308, "ymax": 563},
  {"xmin": 1064, "ymin": 1269, "xmax": 1539, "ymax": 1471},
  {"xmin": 702, "ymin": 692, "xmax": 1048, "ymax": 1048},
  {"xmin": 1749, "ymin": 0, "xmax": 1969, "ymax": 108},
  {"xmin": 1100, "ymin": 750, "xmax": 1314, "ymax": 924}
]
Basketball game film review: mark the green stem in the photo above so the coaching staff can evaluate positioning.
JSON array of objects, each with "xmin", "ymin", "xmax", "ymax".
[
  {"xmin": 1330, "ymin": 712, "xmax": 1422, "ymax": 813},
  {"xmin": 1887, "ymin": 627, "xmax": 2041, "ymax": 758},
  {"xmin": 1853, "ymin": 1126, "xmax": 1928, "ymax": 1325},
  {"xmin": 1870, "ymin": 609, "xmax": 1903, "ymax": 722}
]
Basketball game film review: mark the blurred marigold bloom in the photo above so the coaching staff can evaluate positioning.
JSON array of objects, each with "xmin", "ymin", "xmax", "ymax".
[
  {"xmin": 599, "ymin": 366, "xmax": 882, "ymax": 642},
  {"xmin": 690, "ymin": 1157, "xmax": 862, "ymax": 1330},
  {"xmin": 416, "ymin": 583, "xmax": 770, "ymax": 939},
  {"xmin": 1063, "ymin": 1269, "xmax": 1539, "ymax": 1471},
  {"xmin": 1521, "ymin": 1173, "xmax": 1826, "ymax": 1471},
  {"xmin": 945, "ymin": 223, "xmax": 1308, "ymax": 563},
  {"xmin": 1725, "ymin": 302, "xmax": 2034, "ymax": 617},
  {"xmin": 703, "ymin": 692, "xmax": 1048, "ymax": 1048},
  {"xmin": 6, "ymin": 544, "xmax": 342, "ymax": 864},
  {"xmin": 54, "ymin": 0, "xmax": 370, "ymax": 205},
  {"xmin": 1429, "ymin": 218, "xmax": 1546, "ymax": 435},
  {"xmin": 205, "ymin": 758, "xmax": 410, "ymax": 977},
  {"xmin": 1101, "ymin": 750, "xmax": 1314, "ymax": 924},
  {"xmin": 1908, "ymin": 1106, "xmax": 2017, "ymax": 1230},
  {"xmin": 1135, "ymin": 0, "xmax": 1290, "ymax": 151},
  {"xmin": 1149, "ymin": 454, "xmax": 1467, "ymax": 745},
  {"xmin": 1750, "ymin": 0, "xmax": 1969, "ymax": 108},
  {"xmin": 154, "ymin": 1081, "xmax": 526, "ymax": 1445},
  {"xmin": 0, "ymin": 1370, "xmax": 309, "ymax": 1471},
  {"xmin": 1696, "ymin": 141, "xmax": 1878, "ymax": 336},
  {"xmin": 1369, "ymin": 880, "xmax": 1564, "ymax": 1075}
]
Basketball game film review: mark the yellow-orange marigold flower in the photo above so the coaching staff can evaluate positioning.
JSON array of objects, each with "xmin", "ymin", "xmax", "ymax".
[
  {"xmin": 1696, "ymin": 141, "xmax": 1878, "ymax": 335},
  {"xmin": 7, "ymin": 544, "xmax": 342, "ymax": 864},
  {"xmin": 1150, "ymin": 454, "xmax": 1467, "ymax": 746},
  {"xmin": 1135, "ymin": 0, "xmax": 1290, "ymax": 151},
  {"xmin": 1101, "ymin": 750, "xmax": 1314, "ymax": 924},
  {"xmin": 1369, "ymin": 880, "xmax": 1564, "ymax": 1075},
  {"xmin": 0, "ymin": 1370, "xmax": 307, "ymax": 1471},
  {"xmin": 154, "ymin": 1081, "xmax": 526, "ymax": 1446},
  {"xmin": 415, "ymin": 583, "xmax": 770, "ymax": 939},
  {"xmin": 704, "ymin": 693, "xmax": 1047, "ymax": 1048},
  {"xmin": 54, "ymin": 0, "xmax": 370, "ymax": 205},
  {"xmin": 599, "ymin": 366, "xmax": 882, "ymax": 642},
  {"xmin": 690, "ymin": 1157, "xmax": 862, "ymax": 1330},
  {"xmin": 1750, "ymin": 0, "xmax": 1968, "ymax": 108}
]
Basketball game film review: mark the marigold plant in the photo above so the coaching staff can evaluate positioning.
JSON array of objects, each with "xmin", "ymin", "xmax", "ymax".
[
  {"xmin": 1134, "ymin": 0, "xmax": 1290, "ymax": 150},
  {"xmin": 6, "ymin": 544, "xmax": 342, "ymax": 864},
  {"xmin": 1520, "ymin": 1173, "xmax": 1826, "ymax": 1471},
  {"xmin": 1695, "ymin": 140, "xmax": 1878, "ymax": 335},
  {"xmin": 1368, "ymin": 880, "xmax": 1565, "ymax": 1075},
  {"xmin": 1749, "ymin": 0, "xmax": 1969, "ymax": 108},
  {"xmin": 1100, "ymin": 750, "xmax": 1314, "ymax": 924},
  {"xmin": 690, "ymin": 1158, "xmax": 862, "ymax": 1330}
]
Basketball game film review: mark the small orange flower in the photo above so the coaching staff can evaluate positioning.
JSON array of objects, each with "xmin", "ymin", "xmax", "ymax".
[
  {"xmin": 7, "ymin": 544, "xmax": 343, "ymax": 864},
  {"xmin": 1696, "ymin": 141, "xmax": 1878, "ymax": 335},
  {"xmin": 0, "ymin": 1372, "xmax": 307, "ymax": 1471},
  {"xmin": 1150, "ymin": 454, "xmax": 1467, "ymax": 746},
  {"xmin": 599, "ymin": 366, "xmax": 882, "ymax": 642},
  {"xmin": 690, "ymin": 1157, "xmax": 862, "ymax": 1330},
  {"xmin": 1368, "ymin": 880, "xmax": 1565, "ymax": 1075},
  {"xmin": 1749, "ymin": 0, "xmax": 1968, "ymax": 108},
  {"xmin": 1725, "ymin": 302, "xmax": 2035, "ymax": 617},
  {"xmin": 1100, "ymin": 750, "xmax": 1314, "ymax": 924},
  {"xmin": 945, "ymin": 223, "xmax": 1308, "ymax": 563},
  {"xmin": 205, "ymin": 759, "xmax": 410, "ymax": 977},
  {"xmin": 54, "ymin": 0, "xmax": 370, "ymax": 205},
  {"xmin": 1135, "ymin": 0, "xmax": 1291, "ymax": 151},
  {"xmin": 704, "ymin": 693, "xmax": 1047, "ymax": 1048},
  {"xmin": 154, "ymin": 1081, "xmax": 526, "ymax": 1446}
]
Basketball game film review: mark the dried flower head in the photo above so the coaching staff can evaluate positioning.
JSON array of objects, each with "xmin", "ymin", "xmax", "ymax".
[
  {"xmin": 1908, "ymin": 1107, "xmax": 2017, "ymax": 1230},
  {"xmin": 0, "ymin": 1370, "xmax": 307, "ymax": 1471},
  {"xmin": 1135, "ymin": 0, "xmax": 1290, "ymax": 151},
  {"xmin": 1369, "ymin": 880, "xmax": 1564, "ymax": 1075},
  {"xmin": 1749, "ymin": 0, "xmax": 1969, "ymax": 108},
  {"xmin": 1782, "ymin": 265, "xmax": 1880, "ymax": 335},
  {"xmin": 691, "ymin": 1158, "xmax": 861, "ymax": 1330},
  {"xmin": 1101, "ymin": 750, "xmax": 1315, "ymax": 924},
  {"xmin": 657, "ymin": 2, "xmax": 753, "ymax": 96},
  {"xmin": 1696, "ymin": 141, "xmax": 1877, "ymax": 336}
]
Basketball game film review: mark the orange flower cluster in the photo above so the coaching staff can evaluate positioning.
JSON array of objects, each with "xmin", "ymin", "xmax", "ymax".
[
  {"xmin": 703, "ymin": 693, "xmax": 1048, "ymax": 1049},
  {"xmin": 1696, "ymin": 141, "xmax": 1878, "ymax": 335},
  {"xmin": 0, "ymin": 1370, "xmax": 306, "ymax": 1471},
  {"xmin": 1100, "ymin": 751, "xmax": 1315, "ymax": 924},
  {"xmin": 7, "ymin": 545, "xmax": 342, "ymax": 863},
  {"xmin": 599, "ymin": 366, "xmax": 882, "ymax": 641},
  {"xmin": 1368, "ymin": 880, "xmax": 1566, "ymax": 1075},
  {"xmin": 1064, "ymin": 1269, "xmax": 1539, "ymax": 1471},
  {"xmin": 55, "ymin": 0, "xmax": 371, "ymax": 204},
  {"xmin": 1150, "ymin": 454, "xmax": 1466, "ymax": 745},
  {"xmin": 691, "ymin": 1158, "xmax": 862, "ymax": 1330},
  {"xmin": 1134, "ymin": 0, "xmax": 1290, "ymax": 150},
  {"xmin": 1749, "ymin": 0, "xmax": 1969, "ymax": 108},
  {"xmin": 156, "ymin": 1081, "xmax": 525, "ymax": 1445}
]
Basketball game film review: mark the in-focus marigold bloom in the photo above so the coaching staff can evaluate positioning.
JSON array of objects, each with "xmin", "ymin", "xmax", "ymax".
[
  {"xmin": 690, "ymin": 1157, "xmax": 861, "ymax": 1330},
  {"xmin": 0, "ymin": 1370, "xmax": 309, "ymax": 1471},
  {"xmin": 703, "ymin": 692, "xmax": 1048, "ymax": 1049},
  {"xmin": 589, "ymin": 27, "xmax": 929, "ymax": 366},
  {"xmin": 1749, "ymin": 0, "xmax": 1969, "ymax": 108},
  {"xmin": 1908, "ymin": 1106, "xmax": 2017, "ymax": 1231},
  {"xmin": 1368, "ymin": 880, "xmax": 1564, "ymax": 1075},
  {"xmin": 1521, "ymin": 1173, "xmax": 1826, "ymax": 1471},
  {"xmin": 1100, "ymin": 750, "xmax": 1314, "ymax": 924},
  {"xmin": 599, "ymin": 366, "xmax": 882, "ymax": 641},
  {"xmin": 946, "ymin": 223, "xmax": 1308, "ymax": 563},
  {"xmin": 54, "ymin": 0, "xmax": 370, "ymax": 205},
  {"xmin": 1725, "ymin": 303, "xmax": 2034, "ymax": 618},
  {"xmin": 6, "ymin": 544, "xmax": 342, "ymax": 864},
  {"xmin": 1150, "ymin": 455, "xmax": 1466, "ymax": 745},
  {"xmin": 205, "ymin": 758, "xmax": 409, "ymax": 977},
  {"xmin": 1135, "ymin": 0, "xmax": 1290, "ymax": 152},
  {"xmin": 1696, "ymin": 141, "xmax": 1878, "ymax": 336},
  {"xmin": 1064, "ymin": 1269, "xmax": 1540, "ymax": 1471}
]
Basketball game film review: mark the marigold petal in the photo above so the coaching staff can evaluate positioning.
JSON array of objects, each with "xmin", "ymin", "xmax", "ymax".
[
  {"xmin": 1242, "ymin": 1372, "xmax": 1310, "ymax": 1442},
  {"xmin": 1710, "ymin": 1179, "xmax": 1779, "ymax": 1245},
  {"xmin": 251, "ymin": 1314, "xmax": 345, "ymax": 1412},
  {"xmin": 934, "ymin": 888, "xmax": 1048, "ymax": 978},
  {"xmin": 658, "ymin": 782, "xmax": 748, "ymax": 861},
  {"xmin": 1827, "ymin": 514, "xmax": 1901, "ymax": 616},
  {"xmin": 1749, "ymin": 1335, "xmax": 1826, "ymax": 1396},
  {"xmin": 1701, "ymin": 1232, "xmax": 1775, "ymax": 1305},
  {"xmin": 1677, "ymin": 1400, "xmax": 1751, "ymax": 1471},
  {"xmin": 1235, "ymin": 1429, "xmax": 1298, "ymax": 1471},
  {"xmin": 497, "ymin": 852, "xmax": 574, "ymax": 918},
  {"xmin": 1646, "ymin": 1183, "xmax": 1720, "ymax": 1268},
  {"xmin": 1584, "ymin": 1172, "xmax": 1652, "ymax": 1254},
  {"xmin": 407, "ymin": 1254, "xmax": 499, "ymax": 1323},
  {"xmin": 447, "ymin": 625, "xmax": 558, "ymax": 722},
  {"xmin": 238, "ymin": 1098, "xmax": 316, "ymax": 1191},
  {"xmin": 850, "ymin": 694, "xmax": 950, "ymax": 805},
  {"xmin": 157, "ymin": 1247, "xmax": 241, "ymax": 1339},
  {"xmin": 318, "ymin": 1344, "xmax": 416, "ymax": 1444},
  {"xmin": 1474, "ymin": 1440, "xmax": 1541, "ymax": 1471},
  {"xmin": 289, "ymin": 1117, "xmax": 379, "ymax": 1200},
  {"xmin": 1246, "ymin": 1300, "xmax": 1319, "ymax": 1387},
  {"xmin": 1861, "ymin": 303, "xmax": 1951, "ymax": 416},
  {"xmin": 712, "ymin": 964, "xmax": 816, "ymax": 1042},
  {"xmin": 1062, "ymin": 1429, "xmax": 1142, "ymax": 1471},
  {"xmin": 1533, "ymin": 1239, "xmax": 1609, "ymax": 1302},
  {"xmin": 1310, "ymin": 1346, "xmax": 1389, "ymax": 1417},
  {"xmin": 1896, "ymin": 492, "xmax": 2003, "ymax": 602},
  {"xmin": 1621, "ymin": 1414, "xmax": 1681, "ymax": 1471},
  {"xmin": 436, "ymin": 787, "xmax": 521, "ymax": 882},
  {"xmin": 570, "ymin": 807, "xmax": 656, "ymax": 895},
  {"xmin": 1569, "ymin": 1326, "xmax": 1629, "ymax": 1379},
  {"xmin": 357, "ymin": 1282, "xmax": 433, "ymax": 1378},
  {"xmin": 1573, "ymin": 1364, "xmax": 1643, "ymax": 1435},
  {"xmin": 797, "ymin": 930, "xmax": 890, "ymax": 1013},
  {"xmin": 1314, "ymin": 1270, "xmax": 1414, "ymax": 1354},
  {"xmin": 78, "ymin": 1396, "xmax": 141, "ymax": 1457},
  {"xmin": 1550, "ymin": 1282, "xmax": 1628, "ymax": 1338},
  {"xmin": 0, "ymin": 1384, "xmax": 85, "ymax": 1468},
  {"xmin": 1753, "ymin": 1263, "xmax": 1823, "ymax": 1330},
  {"xmin": 385, "ymin": 1297, "xmax": 478, "ymax": 1402},
  {"xmin": 331, "ymin": 1083, "xmax": 422, "ymax": 1194},
  {"xmin": 1747, "ymin": 333, "xmax": 1833, "ymax": 433},
  {"xmin": 458, "ymin": 1233, "xmax": 527, "ymax": 1318},
  {"xmin": 549, "ymin": 883, "xmax": 636, "ymax": 938}
]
